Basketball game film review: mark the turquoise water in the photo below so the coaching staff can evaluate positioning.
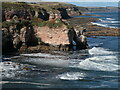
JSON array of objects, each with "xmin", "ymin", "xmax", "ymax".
[{"xmin": 1, "ymin": 36, "xmax": 119, "ymax": 89}]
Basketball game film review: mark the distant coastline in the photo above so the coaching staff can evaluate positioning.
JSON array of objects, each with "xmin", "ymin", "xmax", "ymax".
[{"xmin": 69, "ymin": 2, "xmax": 119, "ymax": 7}]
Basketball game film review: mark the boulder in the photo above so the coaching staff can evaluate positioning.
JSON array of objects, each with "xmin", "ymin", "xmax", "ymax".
[
  {"xmin": 13, "ymin": 32, "xmax": 22, "ymax": 49},
  {"xmin": 20, "ymin": 26, "xmax": 27, "ymax": 45}
]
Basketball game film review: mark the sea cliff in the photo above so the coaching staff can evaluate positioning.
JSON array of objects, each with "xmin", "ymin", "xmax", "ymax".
[{"xmin": 2, "ymin": 2, "xmax": 88, "ymax": 54}]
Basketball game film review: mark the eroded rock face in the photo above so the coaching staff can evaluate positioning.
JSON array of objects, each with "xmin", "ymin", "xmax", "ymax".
[
  {"xmin": 2, "ymin": 28, "xmax": 14, "ymax": 53},
  {"xmin": 2, "ymin": 25, "xmax": 38, "ymax": 54},
  {"xmin": 38, "ymin": 8, "xmax": 49, "ymax": 21},
  {"xmin": 25, "ymin": 25, "xmax": 38, "ymax": 46},
  {"xmin": 2, "ymin": 3, "xmax": 88, "ymax": 54},
  {"xmin": 13, "ymin": 32, "xmax": 21, "ymax": 49},
  {"xmin": 49, "ymin": 11, "xmax": 62, "ymax": 21},
  {"xmin": 36, "ymin": 24, "xmax": 88, "ymax": 51},
  {"xmin": 36, "ymin": 25, "xmax": 69, "ymax": 46},
  {"xmin": 3, "ymin": 9, "xmax": 35, "ymax": 22},
  {"xmin": 20, "ymin": 26, "xmax": 27, "ymax": 44},
  {"xmin": 66, "ymin": 7, "xmax": 82, "ymax": 16},
  {"xmin": 19, "ymin": 25, "xmax": 38, "ymax": 47},
  {"xmin": 2, "ymin": 23, "xmax": 88, "ymax": 54},
  {"xmin": 57, "ymin": 8, "xmax": 70, "ymax": 19}
]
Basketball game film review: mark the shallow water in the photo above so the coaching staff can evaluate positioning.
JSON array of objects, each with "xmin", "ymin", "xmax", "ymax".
[{"xmin": 1, "ymin": 36, "xmax": 119, "ymax": 88}]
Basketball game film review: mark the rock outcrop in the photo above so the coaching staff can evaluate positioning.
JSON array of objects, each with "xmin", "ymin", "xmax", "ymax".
[
  {"xmin": 2, "ymin": 28, "xmax": 14, "ymax": 53},
  {"xmin": 2, "ymin": 2, "xmax": 89, "ymax": 54},
  {"xmin": 35, "ymin": 22, "xmax": 88, "ymax": 51},
  {"xmin": 66, "ymin": 7, "xmax": 82, "ymax": 16}
]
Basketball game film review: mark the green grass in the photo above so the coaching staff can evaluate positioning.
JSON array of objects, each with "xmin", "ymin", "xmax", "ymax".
[
  {"xmin": 47, "ymin": 19, "xmax": 63, "ymax": 28},
  {"xmin": 32, "ymin": 17, "xmax": 64, "ymax": 28},
  {"xmin": 2, "ymin": 2, "xmax": 73, "ymax": 29},
  {"xmin": 2, "ymin": 19, "xmax": 32, "ymax": 31},
  {"xmin": 2, "ymin": 20, "xmax": 15, "ymax": 29},
  {"xmin": 2, "ymin": 2, "xmax": 32, "ymax": 10}
]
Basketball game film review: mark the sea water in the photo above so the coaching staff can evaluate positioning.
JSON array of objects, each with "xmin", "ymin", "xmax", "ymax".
[
  {"xmin": 74, "ymin": 11, "xmax": 119, "ymax": 28},
  {"xmin": 1, "ymin": 36, "xmax": 119, "ymax": 88},
  {"xmin": 90, "ymin": 11, "xmax": 119, "ymax": 28}
]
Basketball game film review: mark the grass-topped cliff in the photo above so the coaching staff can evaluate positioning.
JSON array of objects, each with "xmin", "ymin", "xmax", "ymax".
[
  {"xmin": 3, "ymin": 2, "xmax": 118, "ymax": 55},
  {"xmin": 2, "ymin": 2, "xmax": 32, "ymax": 10},
  {"xmin": 2, "ymin": 2, "xmax": 83, "ymax": 28},
  {"xmin": 2, "ymin": 2, "xmax": 89, "ymax": 54}
]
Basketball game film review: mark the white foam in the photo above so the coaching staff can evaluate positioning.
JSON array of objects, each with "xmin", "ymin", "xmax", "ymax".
[
  {"xmin": 106, "ymin": 18, "xmax": 116, "ymax": 21},
  {"xmin": 0, "ymin": 81, "xmax": 50, "ymax": 86},
  {"xmin": 79, "ymin": 57, "xmax": 118, "ymax": 71},
  {"xmin": 99, "ymin": 19, "xmax": 111, "ymax": 23},
  {"xmin": 88, "ymin": 47, "xmax": 115, "ymax": 55},
  {"xmin": 92, "ymin": 22, "xmax": 108, "ymax": 27},
  {"xmin": 0, "ymin": 62, "xmax": 19, "ymax": 78},
  {"xmin": 89, "ymin": 43, "xmax": 103, "ymax": 47},
  {"xmin": 91, "ymin": 22, "xmax": 118, "ymax": 28},
  {"xmin": 77, "ymin": 47, "xmax": 119, "ymax": 71},
  {"xmin": 0, "ymin": 61, "xmax": 31, "ymax": 78},
  {"xmin": 58, "ymin": 72, "xmax": 86, "ymax": 80},
  {"xmin": 100, "ymin": 18, "xmax": 119, "ymax": 23},
  {"xmin": 21, "ymin": 53, "xmax": 64, "ymax": 58},
  {"xmin": 107, "ymin": 21, "xmax": 120, "ymax": 23},
  {"xmin": 0, "ymin": 62, "xmax": 19, "ymax": 71}
]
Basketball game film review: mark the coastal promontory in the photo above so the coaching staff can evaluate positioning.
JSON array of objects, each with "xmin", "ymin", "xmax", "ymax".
[{"xmin": 2, "ymin": 2, "xmax": 89, "ymax": 54}]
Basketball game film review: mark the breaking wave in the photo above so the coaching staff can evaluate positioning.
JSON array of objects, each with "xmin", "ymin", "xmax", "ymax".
[
  {"xmin": 99, "ymin": 19, "xmax": 119, "ymax": 23},
  {"xmin": 91, "ymin": 22, "xmax": 117, "ymax": 28},
  {"xmin": 78, "ymin": 47, "xmax": 119, "ymax": 71},
  {"xmin": 18, "ymin": 47, "xmax": 119, "ymax": 71},
  {"xmin": 57, "ymin": 47, "xmax": 119, "ymax": 81},
  {"xmin": 88, "ymin": 47, "xmax": 115, "ymax": 55},
  {"xmin": 106, "ymin": 18, "xmax": 116, "ymax": 21}
]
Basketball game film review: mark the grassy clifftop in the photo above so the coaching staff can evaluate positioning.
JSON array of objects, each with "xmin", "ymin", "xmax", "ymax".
[
  {"xmin": 2, "ymin": 2, "xmax": 32, "ymax": 10},
  {"xmin": 2, "ymin": 2, "xmax": 88, "ymax": 12}
]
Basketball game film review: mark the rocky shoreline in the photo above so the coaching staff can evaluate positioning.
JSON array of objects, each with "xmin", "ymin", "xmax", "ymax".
[
  {"xmin": 67, "ymin": 17, "xmax": 119, "ymax": 36},
  {"xmin": 2, "ymin": 2, "xmax": 89, "ymax": 55},
  {"xmin": 2, "ymin": 2, "xmax": 119, "ymax": 55}
]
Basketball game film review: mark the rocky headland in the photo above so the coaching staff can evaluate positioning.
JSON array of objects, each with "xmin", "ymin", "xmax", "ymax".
[
  {"xmin": 2, "ymin": 2, "xmax": 89, "ymax": 55},
  {"xmin": 2, "ymin": 2, "xmax": 119, "ymax": 55}
]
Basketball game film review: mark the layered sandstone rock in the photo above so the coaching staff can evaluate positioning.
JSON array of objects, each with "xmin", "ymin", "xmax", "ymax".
[
  {"xmin": 35, "ymin": 23, "xmax": 88, "ymax": 51},
  {"xmin": 36, "ymin": 24, "xmax": 69, "ymax": 46},
  {"xmin": 2, "ymin": 2, "xmax": 89, "ymax": 54}
]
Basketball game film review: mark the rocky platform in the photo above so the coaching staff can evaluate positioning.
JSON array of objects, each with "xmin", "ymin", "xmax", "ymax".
[{"xmin": 68, "ymin": 17, "xmax": 119, "ymax": 36}]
